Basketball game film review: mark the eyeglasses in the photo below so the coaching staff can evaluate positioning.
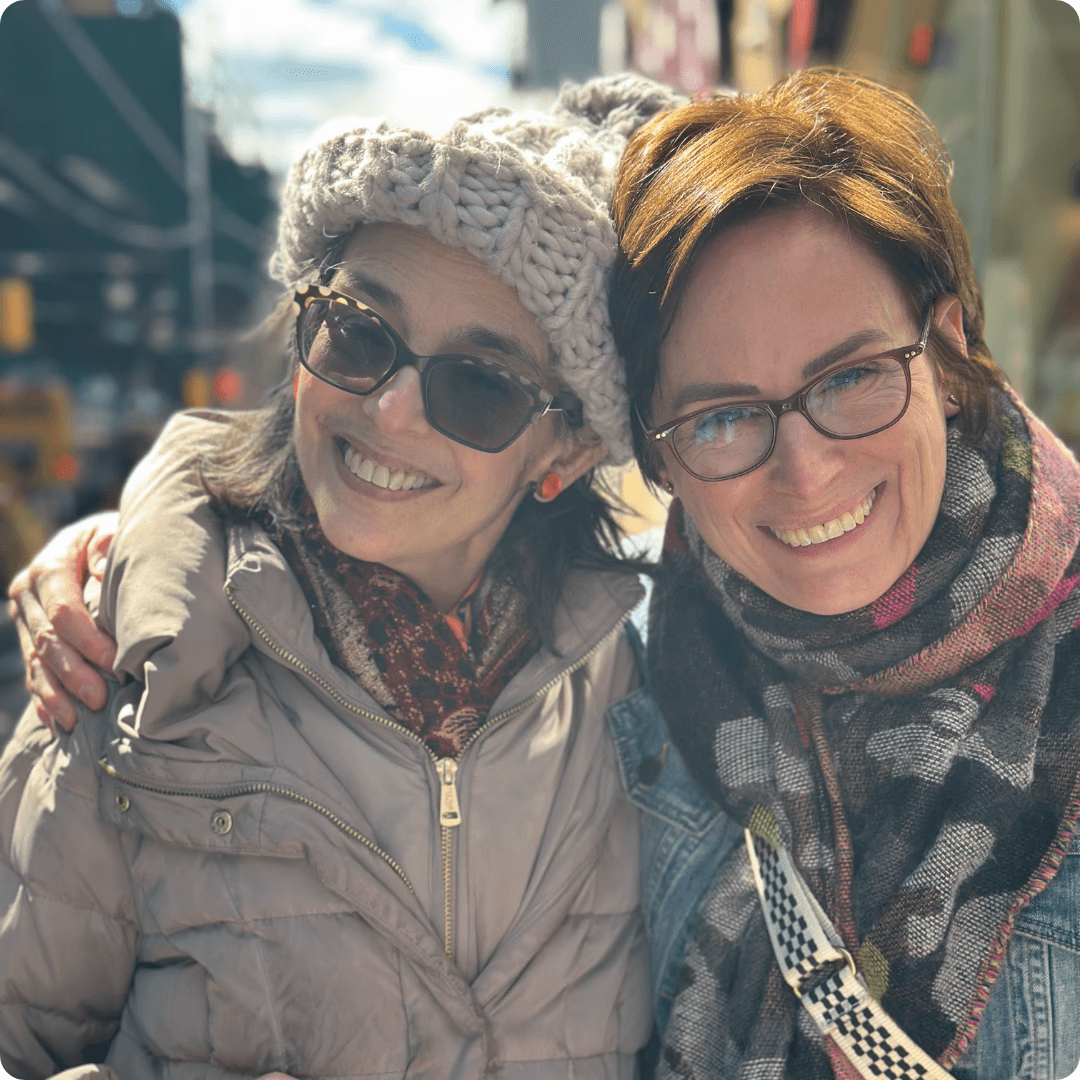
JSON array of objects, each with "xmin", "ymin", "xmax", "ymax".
[
  {"xmin": 642, "ymin": 309, "xmax": 934, "ymax": 482},
  {"xmin": 293, "ymin": 285, "xmax": 583, "ymax": 453}
]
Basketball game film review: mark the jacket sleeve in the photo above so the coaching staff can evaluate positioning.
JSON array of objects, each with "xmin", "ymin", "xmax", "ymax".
[
  {"xmin": 98, "ymin": 408, "xmax": 234, "ymax": 680},
  {"xmin": 0, "ymin": 705, "xmax": 137, "ymax": 1079},
  {"xmin": 97, "ymin": 409, "xmax": 249, "ymax": 727}
]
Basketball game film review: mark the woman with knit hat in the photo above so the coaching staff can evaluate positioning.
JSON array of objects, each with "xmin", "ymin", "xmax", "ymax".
[
  {"xmin": 607, "ymin": 68, "xmax": 1080, "ymax": 1079},
  {"xmin": 0, "ymin": 75, "xmax": 679, "ymax": 1080}
]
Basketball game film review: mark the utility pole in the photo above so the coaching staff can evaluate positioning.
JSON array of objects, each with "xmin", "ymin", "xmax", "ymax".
[{"xmin": 183, "ymin": 100, "xmax": 214, "ymax": 354}]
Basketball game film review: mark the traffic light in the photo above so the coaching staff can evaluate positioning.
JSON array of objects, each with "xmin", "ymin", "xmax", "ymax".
[{"xmin": 0, "ymin": 278, "xmax": 33, "ymax": 353}]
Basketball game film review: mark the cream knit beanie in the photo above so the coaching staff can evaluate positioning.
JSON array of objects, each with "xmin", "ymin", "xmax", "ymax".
[{"xmin": 269, "ymin": 74, "xmax": 683, "ymax": 464}]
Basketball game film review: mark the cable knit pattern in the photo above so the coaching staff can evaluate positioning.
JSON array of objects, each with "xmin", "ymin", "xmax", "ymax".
[{"xmin": 269, "ymin": 75, "xmax": 683, "ymax": 463}]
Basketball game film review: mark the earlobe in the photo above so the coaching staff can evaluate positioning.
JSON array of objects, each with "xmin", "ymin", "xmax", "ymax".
[{"xmin": 543, "ymin": 436, "xmax": 608, "ymax": 492}]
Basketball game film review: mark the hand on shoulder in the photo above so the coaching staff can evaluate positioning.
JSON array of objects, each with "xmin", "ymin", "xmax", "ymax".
[{"xmin": 8, "ymin": 511, "xmax": 119, "ymax": 735}]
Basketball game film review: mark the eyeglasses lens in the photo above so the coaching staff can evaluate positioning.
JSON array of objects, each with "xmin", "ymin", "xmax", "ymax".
[
  {"xmin": 301, "ymin": 303, "xmax": 397, "ymax": 393},
  {"xmin": 672, "ymin": 356, "xmax": 909, "ymax": 480},
  {"xmin": 672, "ymin": 406, "xmax": 773, "ymax": 480},
  {"xmin": 805, "ymin": 356, "xmax": 908, "ymax": 435},
  {"xmin": 425, "ymin": 359, "xmax": 536, "ymax": 451}
]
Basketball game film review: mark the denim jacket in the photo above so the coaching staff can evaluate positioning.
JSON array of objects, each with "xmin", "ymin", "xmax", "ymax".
[{"xmin": 607, "ymin": 625, "xmax": 1080, "ymax": 1080}]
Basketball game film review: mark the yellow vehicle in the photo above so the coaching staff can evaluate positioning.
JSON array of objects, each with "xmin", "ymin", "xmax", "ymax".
[{"xmin": 0, "ymin": 379, "xmax": 78, "ymax": 589}]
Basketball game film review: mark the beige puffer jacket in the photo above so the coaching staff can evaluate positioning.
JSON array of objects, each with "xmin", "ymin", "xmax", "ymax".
[{"xmin": 0, "ymin": 413, "xmax": 650, "ymax": 1080}]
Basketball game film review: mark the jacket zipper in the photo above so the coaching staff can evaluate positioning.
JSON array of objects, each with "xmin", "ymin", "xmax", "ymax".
[
  {"xmin": 225, "ymin": 584, "xmax": 630, "ymax": 959},
  {"xmin": 97, "ymin": 757, "xmax": 414, "ymax": 891}
]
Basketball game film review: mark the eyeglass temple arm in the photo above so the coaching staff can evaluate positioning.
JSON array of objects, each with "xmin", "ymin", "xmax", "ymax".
[
  {"xmin": 919, "ymin": 306, "xmax": 935, "ymax": 346},
  {"xmin": 634, "ymin": 403, "xmax": 666, "ymax": 441},
  {"xmin": 550, "ymin": 392, "xmax": 585, "ymax": 429}
]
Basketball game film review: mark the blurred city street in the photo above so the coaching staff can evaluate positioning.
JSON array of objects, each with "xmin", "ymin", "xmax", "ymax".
[{"xmin": 0, "ymin": 0, "xmax": 1078, "ymax": 739}]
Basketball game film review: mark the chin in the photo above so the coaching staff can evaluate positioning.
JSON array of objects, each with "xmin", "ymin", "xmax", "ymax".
[{"xmin": 766, "ymin": 564, "xmax": 908, "ymax": 616}]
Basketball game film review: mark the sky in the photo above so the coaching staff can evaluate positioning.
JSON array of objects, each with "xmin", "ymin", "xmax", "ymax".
[{"xmin": 171, "ymin": 0, "xmax": 527, "ymax": 175}]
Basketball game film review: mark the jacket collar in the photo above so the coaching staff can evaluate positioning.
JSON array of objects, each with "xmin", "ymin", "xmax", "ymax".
[{"xmin": 222, "ymin": 520, "xmax": 644, "ymax": 722}]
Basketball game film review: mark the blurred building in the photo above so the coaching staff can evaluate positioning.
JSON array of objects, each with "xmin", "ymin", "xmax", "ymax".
[{"xmin": 0, "ymin": 0, "xmax": 276, "ymax": 582}]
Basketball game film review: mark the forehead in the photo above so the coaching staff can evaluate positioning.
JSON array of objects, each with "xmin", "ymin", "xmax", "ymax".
[
  {"xmin": 660, "ymin": 207, "xmax": 911, "ymax": 388},
  {"xmin": 330, "ymin": 224, "xmax": 546, "ymax": 351}
]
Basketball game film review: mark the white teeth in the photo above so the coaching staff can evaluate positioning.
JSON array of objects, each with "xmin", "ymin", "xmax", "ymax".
[
  {"xmin": 342, "ymin": 445, "xmax": 431, "ymax": 492},
  {"xmin": 769, "ymin": 488, "xmax": 877, "ymax": 548}
]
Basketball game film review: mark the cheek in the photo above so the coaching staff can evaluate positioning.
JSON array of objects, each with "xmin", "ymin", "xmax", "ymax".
[
  {"xmin": 679, "ymin": 479, "xmax": 754, "ymax": 554},
  {"xmin": 292, "ymin": 398, "xmax": 322, "ymax": 474},
  {"xmin": 893, "ymin": 403, "xmax": 949, "ymax": 537}
]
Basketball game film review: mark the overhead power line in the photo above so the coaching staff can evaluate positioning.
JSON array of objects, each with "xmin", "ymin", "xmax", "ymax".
[
  {"xmin": 37, "ymin": 0, "xmax": 187, "ymax": 188},
  {"xmin": 0, "ymin": 134, "xmax": 202, "ymax": 249}
]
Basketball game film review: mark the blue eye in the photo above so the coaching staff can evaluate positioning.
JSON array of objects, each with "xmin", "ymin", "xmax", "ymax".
[
  {"xmin": 821, "ymin": 363, "xmax": 879, "ymax": 392},
  {"xmin": 816, "ymin": 360, "xmax": 894, "ymax": 395},
  {"xmin": 688, "ymin": 407, "xmax": 759, "ymax": 446}
]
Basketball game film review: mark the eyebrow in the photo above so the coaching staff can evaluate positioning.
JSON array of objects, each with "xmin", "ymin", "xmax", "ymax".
[
  {"xmin": 331, "ymin": 270, "xmax": 545, "ymax": 378},
  {"xmin": 450, "ymin": 324, "xmax": 546, "ymax": 379},
  {"xmin": 667, "ymin": 327, "xmax": 893, "ymax": 414},
  {"xmin": 332, "ymin": 270, "xmax": 404, "ymax": 315}
]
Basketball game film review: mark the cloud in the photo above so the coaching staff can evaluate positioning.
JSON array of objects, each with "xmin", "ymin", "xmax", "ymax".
[{"xmin": 180, "ymin": 0, "xmax": 516, "ymax": 172}]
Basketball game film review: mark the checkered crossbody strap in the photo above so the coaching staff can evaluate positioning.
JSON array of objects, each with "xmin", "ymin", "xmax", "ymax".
[{"xmin": 744, "ymin": 824, "xmax": 953, "ymax": 1080}]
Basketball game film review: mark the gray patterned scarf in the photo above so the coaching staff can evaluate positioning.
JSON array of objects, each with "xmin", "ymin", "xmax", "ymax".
[{"xmin": 649, "ymin": 391, "xmax": 1080, "ymax": 1079}]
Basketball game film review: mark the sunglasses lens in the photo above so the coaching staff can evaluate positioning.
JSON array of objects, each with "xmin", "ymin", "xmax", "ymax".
[
  {"xmin": 300, "ymin": 302, "xmax": 396, "ymax": 391},
  {"xmin": 425, "ymin": 359, "xmax": 537, "ymax": 451}
]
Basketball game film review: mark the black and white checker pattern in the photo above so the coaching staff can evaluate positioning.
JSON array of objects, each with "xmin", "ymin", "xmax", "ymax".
[
  {"xmin": 745, "ymin": 828, "xmax": 952, "ymax": 1080},
  {"xmin": 834, "ymin": 998, "xmax": 942, "ymax": 1079},
  {"xmin": 753, "ymin": 834, "xmax": 829, "ymax": 990},
  {"xmin": 806, "ymin": 969, "xmax": 860, "ymax": 1028}
]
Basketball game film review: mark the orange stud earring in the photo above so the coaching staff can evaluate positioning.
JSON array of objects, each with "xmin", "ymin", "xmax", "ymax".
[{"xmin": 535, "ymin": 472, "xmax": 562, "ymax": 502}]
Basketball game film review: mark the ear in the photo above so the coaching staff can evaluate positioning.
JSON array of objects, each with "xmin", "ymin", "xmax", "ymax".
[
  {"xmin": 932, "ymin": 295, "xmax": 966, "ymax": 418},
  {"xmin": 534, "ymin": 435, "xmax": 608, "ymax": 491}
]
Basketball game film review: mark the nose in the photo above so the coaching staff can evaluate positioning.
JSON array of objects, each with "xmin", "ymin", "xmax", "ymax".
[
  {"xmin": 360, "ymin": 363, "xmax": 431, "ymax": 438},
  {"xmin": 764, "ymin": 409, "xmax": 847, "ymax": 496}
]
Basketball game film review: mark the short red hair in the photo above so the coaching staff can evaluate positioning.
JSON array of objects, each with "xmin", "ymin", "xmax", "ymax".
[{"xmin": 609, "ymin": 67, "xmax": 1005, "ymax": 481}]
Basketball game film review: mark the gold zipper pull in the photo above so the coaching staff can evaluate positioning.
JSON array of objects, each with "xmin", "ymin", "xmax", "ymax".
[{"xmin": 436, "ymin": 758, "xmax": 461, "ymax": 828}]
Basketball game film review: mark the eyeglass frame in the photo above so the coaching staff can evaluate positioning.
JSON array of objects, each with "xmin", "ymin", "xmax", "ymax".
[
  {"xmin": 292, "ymin": 284, "xmax": 584, "ymax": 454},
  {"xmin": 639, "ymin": 307, "xmax": 936, "ymax": 482}
]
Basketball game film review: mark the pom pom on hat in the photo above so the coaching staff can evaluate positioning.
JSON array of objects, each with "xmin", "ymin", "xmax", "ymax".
[{"xmin": 269, "ymin": 74, "xmax": 684, "ymax": 463}]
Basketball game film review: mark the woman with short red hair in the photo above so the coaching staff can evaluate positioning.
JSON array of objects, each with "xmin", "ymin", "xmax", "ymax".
[{"xmin": 607, "ymin": 68, "xmax": 1080, "ymax": 1080}]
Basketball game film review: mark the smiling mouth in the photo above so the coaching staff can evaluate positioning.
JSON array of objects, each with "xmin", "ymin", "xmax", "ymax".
[
  {"xmin": 341, "ymin": 442, "xmax": 437, "ymax": 492},
  {"xmin": 768, "ymin": 487, "xmax": 878, "ymax": 547}
]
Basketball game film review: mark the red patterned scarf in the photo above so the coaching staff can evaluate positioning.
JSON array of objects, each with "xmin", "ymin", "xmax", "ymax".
[{"xmin": 271, "ymin": 501, "xmax": 538, "ymax": 758}]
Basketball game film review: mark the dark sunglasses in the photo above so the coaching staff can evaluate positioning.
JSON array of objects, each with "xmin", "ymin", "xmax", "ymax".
[{"xmin": 293, "ymin": 286, "xmax": 583, "ymax": 453}]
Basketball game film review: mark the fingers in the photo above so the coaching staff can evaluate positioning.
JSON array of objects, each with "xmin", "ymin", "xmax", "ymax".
[
  {"xmin": 7, "ymin": 512, "xmax": 120, "ymax": 730},
  {"xmin": 38, "ymin": 569, "xmax": 117, "ymax": 673},
  {"xmin": 86, "ymin": 522, "xmax": 114, "ymax": 583},
  {"xmin": 26, "ymin": 515, "xmax": 119, "ymax": 674},
  {"xmin": 12, "ymin": 593, "xmax": 93, "ymax": 731}
]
